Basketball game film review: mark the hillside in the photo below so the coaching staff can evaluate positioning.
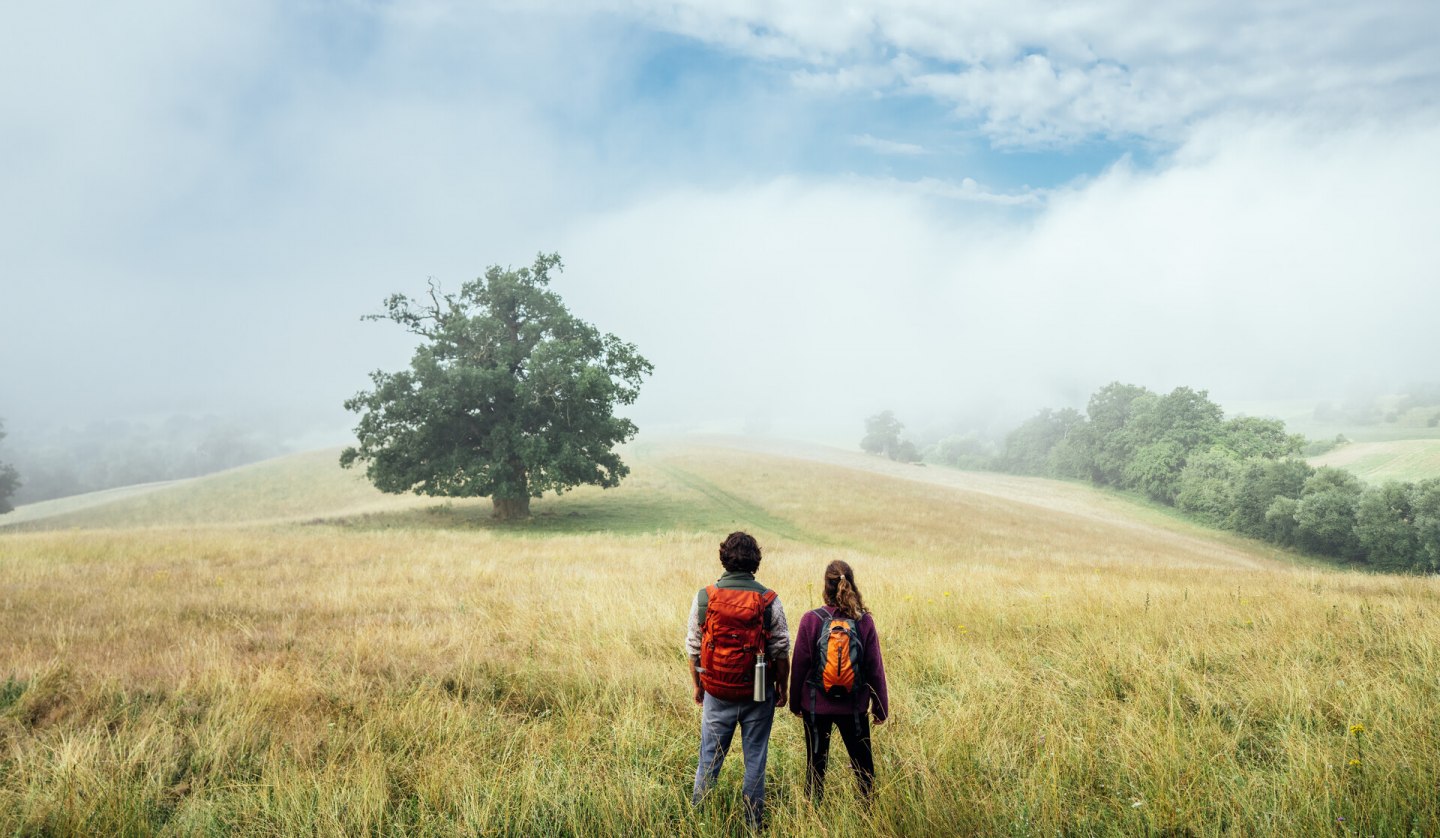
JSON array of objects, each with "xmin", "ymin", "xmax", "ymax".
[
  {"xmin": 0, "ymin": 449, "xmax": 422, "ymax": 530},
  {"xmin": 1309, "ymin": 438, "xmax": 1440, "ymax": 484},
  {"xmin": 1227, "ymin": 398, "xmax": 1440, "ymax": 444},
  {"xmin": 2, "ymin": 438, "xmax": 1437, "ymax": 836},
  {"xmin": 1225, "ymin": 399, "xmax": 1440, "ymax": 484},
  {"xmin": 4, "ymin": 439, "xmax": 1290, "ymax": 572}
]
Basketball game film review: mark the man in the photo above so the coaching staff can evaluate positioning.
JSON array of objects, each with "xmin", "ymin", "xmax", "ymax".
[{"xmin": 687, "ymin": 531, "xmax": 791, "ymax": 830}]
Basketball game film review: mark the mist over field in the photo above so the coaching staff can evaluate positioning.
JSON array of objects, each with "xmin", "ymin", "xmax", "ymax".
[
  {"xmin": 7, "ymin": 6, "xmax": 1440, "ymax": 833},
  {"xmin": 2, "ymin": 0, "xmax": 1438, "ymax": 462}
]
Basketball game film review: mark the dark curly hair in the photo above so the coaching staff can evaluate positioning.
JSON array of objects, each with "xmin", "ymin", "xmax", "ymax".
[{"xmin": 719, "ymin": 531, "xmax": 762, "ymax": 573}]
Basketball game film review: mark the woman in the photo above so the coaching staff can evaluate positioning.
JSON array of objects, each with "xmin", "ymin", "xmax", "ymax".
[{"xmin": 788, "ymin": 559, "xmax": 889, "ymax": 802}]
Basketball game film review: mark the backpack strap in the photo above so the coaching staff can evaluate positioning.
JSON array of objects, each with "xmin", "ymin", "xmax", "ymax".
[
  {"xmin": 759, "ymin": 589, "xmax": 778, "ymax": 635},
  {"xmin": 697, "ymin": 585, "xmax": 717, "ymax": 628},
  {"xmin": 808, "ymin": 607, "xmax": 831, "ymax": 715}
]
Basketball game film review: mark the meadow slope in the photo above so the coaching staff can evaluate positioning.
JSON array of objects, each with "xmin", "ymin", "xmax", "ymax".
[
  {"xmin": 1309, "ymin": 438, "xmax": 1440, "ymax": 485},
  {"xmin": 1, "ymin": 439, "xmax": 1437, "ymax": 836}
]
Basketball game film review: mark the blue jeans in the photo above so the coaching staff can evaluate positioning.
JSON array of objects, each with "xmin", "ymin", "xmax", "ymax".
[{"xmin": 692, "ymin": 687, "xmax": 775, "ymax": 827}]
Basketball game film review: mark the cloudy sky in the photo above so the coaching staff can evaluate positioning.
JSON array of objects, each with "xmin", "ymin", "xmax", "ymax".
[{"xmin": 2, "ymin": 0, "xmax": 1438, "ymax": 445}]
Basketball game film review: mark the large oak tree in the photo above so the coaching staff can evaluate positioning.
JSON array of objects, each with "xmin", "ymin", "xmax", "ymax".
[{"xmin": 341, "ymin": 254, "xmax": 652, "ymax": 520}]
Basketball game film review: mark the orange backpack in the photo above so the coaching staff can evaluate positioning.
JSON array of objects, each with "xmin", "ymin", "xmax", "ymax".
[
  {"xmin": 699, "ymin": 585, "xmax": 777, "ymax": 702},
  {"xmin": 807, "ymin": 608, "xmax": 864, "ymax": 702}
]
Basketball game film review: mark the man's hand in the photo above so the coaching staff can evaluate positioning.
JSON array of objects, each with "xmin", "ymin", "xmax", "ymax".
[
  {"xmin": 689, "ymin": 656, "xmax": 705, "ymax": 706},
  {"xmin": 772, "ymin": 656, "xmax": 790, "ymax": 708},
  {"xmin": 872, "ymin": 714, "xmax": 886, "ymax": 725}
]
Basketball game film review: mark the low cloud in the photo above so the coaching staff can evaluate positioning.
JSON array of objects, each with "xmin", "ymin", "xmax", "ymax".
[
  {"xmin": 1, "ymin": 2, "xmax": 1435, "ymax": 451},
  {"xmin": 562, "ymin": 116, "xmax": 1440, "ymax": 434},
  {"xmin": 850, "ymin": 133, "xmax": 928, "ymax": 156}
]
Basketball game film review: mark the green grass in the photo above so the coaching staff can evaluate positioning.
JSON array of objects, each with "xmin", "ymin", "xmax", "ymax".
[
  {"xmin": 332, "ymin": 458, "xmax": 817, "ymax": 539},
  {"xmin": 0, "ymin": 444, "xmax": 828, "ymax": 540},
  {"xmin": 1227, "ymin": 398, "xmax": 1440, "ymax": 444},
  {"xmin": 1309, "ymin": 439, "xmax": 1440, "ymax": 484},
  {"xmin": 1220, "ymin": 399, "xmax": 1440, "ymax": 483}
]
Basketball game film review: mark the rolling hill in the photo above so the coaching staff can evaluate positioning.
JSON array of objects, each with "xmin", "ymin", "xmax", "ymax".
[
  {"xmin": 1309, "ymin": 438, "xmax": 1440, "ymax": 484},
  {"xmin": 1226, "ymin": 399, "xmax": 1440, "ymax": 484},
  {"xmin": 2, "ymin": 439, "xmax": 1294, "ymax": 571},
  {"xmin": 1, "ymin": 437, "xmax": 1436, "ymax": 836}
]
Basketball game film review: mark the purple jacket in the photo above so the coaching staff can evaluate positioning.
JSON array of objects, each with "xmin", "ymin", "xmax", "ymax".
[{"xmin": 788, "ymin": 608, "xmax": 889, "ymax": 721}]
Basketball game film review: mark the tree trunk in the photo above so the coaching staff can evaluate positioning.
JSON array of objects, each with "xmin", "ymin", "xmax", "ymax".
[
  {"xmin": 492, "ymin": 459, "xmax": 530, "ymax": 520},
  {"xmin": 492, "ymin": 495, "xmax": 531, "ymax": 520}
]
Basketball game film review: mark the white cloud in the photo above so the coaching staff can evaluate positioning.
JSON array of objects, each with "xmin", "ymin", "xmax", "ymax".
[
  {"xmin": 561, "ymin": 115, "xmax": 1440, "ymax": 431},
  {"xmin": 791, "ymin": 63, "xmax": 899, "ymax": 94},
  {"xmin": 881, "ymin": 176, "xmax": 1042, "ymax": 207},
  {"xmin": 615, "ymin": 0, "xmax": 1440, "ymax": 146},
  {"xmin": 850, "ymin": 133, "xmax": 927, "ymax": 156},
  {"xmin": 0, "ymin": 1, "xmax": 600, "ymax": 427},
  {"xmin": 2, "ymin": 1, "xmax": 1436, "ymax": 444}
]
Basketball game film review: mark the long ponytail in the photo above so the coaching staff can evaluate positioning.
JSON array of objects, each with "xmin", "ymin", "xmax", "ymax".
[{"xmin": 823, "ymin": 560, "xmax": 867, "ymax": 620}]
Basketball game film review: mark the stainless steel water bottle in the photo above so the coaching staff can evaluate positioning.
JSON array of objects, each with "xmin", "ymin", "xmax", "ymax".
[{"xmin": 753, "ymin": 650, "xmax": 767, "ymax": 702}]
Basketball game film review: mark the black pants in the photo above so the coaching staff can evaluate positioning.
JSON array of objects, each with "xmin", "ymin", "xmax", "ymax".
[{"xmin": 802, "ymin": 711, "xmax": 874, "ymax": 801}]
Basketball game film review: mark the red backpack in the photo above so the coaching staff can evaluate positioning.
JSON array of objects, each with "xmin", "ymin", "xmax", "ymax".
[{"xmin": 699, "ymin": 585, "xmax": 777, "ymax": 701}]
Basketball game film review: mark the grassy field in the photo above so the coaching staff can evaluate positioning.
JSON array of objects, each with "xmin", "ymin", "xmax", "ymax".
[
  {"xmin": 1227, "ymin": 398, "xmax": 1440, "ymax": 445},
  {"xmin": 1223, "ymin": 398, "xmax": 1440, "ymax": 484},
  {"xmin": 2, "ymin": 440, "xmax": 1439, "ymax": 836},
  {"xmin": 1309, "ymin": 439, "xmax": 1440, "ymax": 485}
]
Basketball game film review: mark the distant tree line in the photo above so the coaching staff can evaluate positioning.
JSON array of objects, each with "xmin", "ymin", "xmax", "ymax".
[
  {"xmin": 0, "ymin": 419, "xmax": 19, "ymax": 514},
  {"xmin": 1314, "ymin": 381, "xmax": 1440, "ymax": 428},
  {"xmin": 860, "ymin": 410, "xmax": 923, "ymax": 463},
  {"xmin": 2, "ymin": 416, "xmax": 289, "ymax": 506},
  {"xmin": 1398, "ymin": 381, "xmax": 1440, "ymax": 422},
  {"xmin": 990, "ymin": 383, "xmax": 1440, "ymax": 573}
]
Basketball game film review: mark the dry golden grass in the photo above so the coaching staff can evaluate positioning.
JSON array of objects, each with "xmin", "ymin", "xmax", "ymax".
[
  {"xmin": 0, "ymin": 449, "xmax": 428, "ymax": 530},
  {"xmin": 1, "ymin": 440, "xmax": 1438, "ymax": 836}
]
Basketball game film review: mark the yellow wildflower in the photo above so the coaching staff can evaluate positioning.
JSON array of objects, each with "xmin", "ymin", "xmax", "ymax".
[
  {"xmin": 1348, "ymin": 758, "xmax": 1361, "ymax": 767},
  {"xmin": 1350, "ymin": 723, "xmax": 1365, "ymax": 736}
]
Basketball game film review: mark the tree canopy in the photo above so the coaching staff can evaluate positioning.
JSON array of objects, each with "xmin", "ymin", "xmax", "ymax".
[
  {"xmin": 860, "ymin": 410, "xmax": 921, "ymax": 462},
  {"xmin": 860, "ymin": 410, "xmax": 902, "ymax": 456},
  {"xmin": 994, "ymin": 380, "xmax": 1440, "ymax": 573},
  {"xmin": 998, "ymin": 407, "xmax": 1084, "ymax": 476},
  {"xmin": 340, "ymin": 253, "xmax": 652, "ymax": 520}
]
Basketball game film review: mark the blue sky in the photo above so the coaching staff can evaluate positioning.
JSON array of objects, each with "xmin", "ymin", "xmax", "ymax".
[
  {"xmin": 619, "ymin": 31, "xmax": 1151, "ymax": 191},
  {"xmin": 1, "ymin": 1, "xmax": 1438, "ymax": 443}
]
